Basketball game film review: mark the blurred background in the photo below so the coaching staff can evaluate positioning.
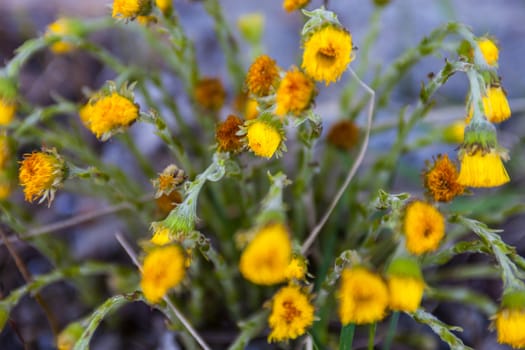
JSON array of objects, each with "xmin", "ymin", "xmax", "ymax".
[{"xmin": 1, "ymin": 0, "xmax": 524, "ymax": 349}]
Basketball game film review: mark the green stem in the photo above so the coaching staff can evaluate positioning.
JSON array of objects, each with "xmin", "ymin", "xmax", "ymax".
[
  {"xmin": 382, "ymin": 312, "xmax": 399, "ymax": 350},
  {"xmin": 227, "ymin": 310, "xmax": 269, "ymax": 350},
  {"xmin": 339, "ymin": 323, "xmax": 355, "ymax": 350},
  {"xmin": 368, "ymin": 323, "xmax": 377, "ymax": 350}
]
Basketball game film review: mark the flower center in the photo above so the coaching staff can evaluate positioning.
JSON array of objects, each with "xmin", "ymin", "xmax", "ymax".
[
  {"xmin": 283, "ymin": 300, "xmax": 301, "ymax": 323},
  {"xmin": 316, "ymin": 46, "xmax": 337, "ymax": 67}
]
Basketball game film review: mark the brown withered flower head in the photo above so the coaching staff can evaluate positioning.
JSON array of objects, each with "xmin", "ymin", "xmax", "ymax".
[
  {"xmin": 326, "ymin": 120, "xmax": 359, "ymax": 151},
  {"xmin": 216, "ymin": 114, "xmax": 244, "ymax": 153},
  {"xmin": 194, "ymin": 77, "xmax": 226, "ymax": 111},
  {"xmin": 423, "ymin": 154, "xmax": 464, "ymax": 202}
]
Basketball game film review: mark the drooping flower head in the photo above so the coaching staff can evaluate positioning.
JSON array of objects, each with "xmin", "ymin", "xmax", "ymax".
[
  {"xmin": 18, "ymin": 148, "xmax": 65, "ymax": 205},
  {"xmin": 326, "ymin": 119, "xmax": 359, "ymax": 151},
  {"xmin": 403, "ymin": 200, "xmax": 445, "ymax": 255},
  {"xmin": 242, "ymin": 113, "xmax": 286, "ymax": 159},
  {"xmin": 268, "ymin": 285, "xmax": 315, "ymax": 342},
  {"xmin": 301, "ymin": 9, "xmax": 353, "ymax": 85},
  {"xmin": 112, "ymin": 0, "xmax": 152, "ymax": 20},
  {"xmin": 467, "ymin": 85, "xmax": 511, "ymax": 124},
  {"xmin": 80, "ymin": 82, "xmax": 139, "ymax": 141},
  {"xmin": 45, "ymin": 18, "xmax": 81, "ymax": 54},
  {"xmin": 194, "ymin": 77, "xmax": 226, "ymax": 111},
  {"xmin": 423, "ymin": 154, "xmax": 464, "ymax": 202},
  {"xmin": 283, "ymin": 0, "xmax": 310, "ymax": 13},
  {"xmin": 338, "ymin": 266, "xmax": 389, "ymax": 325},
  {"xmin": 494, "ymin": 290, "xmax": 525, "ymax": 348},
  {"xmin": 476, "ymin": 37, "xmax": 499, "ymax": 66},
  {"xmin": 245, "ymin": 55, "xmax": 281, "ymax": 97},
  {"xmin": 215, "ymin": 115, "xmax": 243, "ymax": 153},
  {"xmin": 275, "ymin": 67, "xmax": 316, "ymax": 117},
  {"xmin": 239, "ymin": 222, "xmax": 292, "ymax": 285},
  {"xmin": 457, "ymin": 121, "xmax": 510, "ymax": 188},
  {"xmin": 140, "ymin": 244, "xmax": 186, "ymax": 303},
  {"xmin": 386, "ymin": 258, "xmax": 425, "ymax": 313}
]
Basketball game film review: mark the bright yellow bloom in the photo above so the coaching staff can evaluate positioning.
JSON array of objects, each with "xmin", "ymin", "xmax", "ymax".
[
  {"xmin": 245, "ymin": 55, "xmax": 280, "ymax": 96},
  {"xmin": 285, "ymin": 256, "xmax": 307, "ymax": 281},
  {"xmin": 404, "ymin": 201, "xmax": 445, "ymax": 255},
  {"xmin": 467, "ymin": 86, "xmax": 511, "ymax": 124},
  {"xmin": 245, "ymin": 98, "xmax": 258, "ymax": 120},
  {"xmin": 80, "ymin": 92, "xmax": 139, "ymax": 140},
  {"xmin": 246, "ymin": 120, "xmax": 283, "ymax": 158},
  {"xmin": 155, "ymin": 0, "xmax": 172, "ymax": 15},
  {"xmin": 239, "ymin": 223, "xmax": 292, "ymax": 285},
  {"xmin": 423, "ymin": 154, "xmax": 464, "ymax": 202},
  {"xmin": 477, "ymin": 38, "xmax": 499, "ymax": 66},
  {"xmin": 19, "ymin": 150, "xmax": 64, "ymax": 204},
  {"xmin": 495, "ymin": 309, "xmax": 525, "ymax": 348},
  {"xmin": 338, "ymin": 267, "xmax": 389, "ymax": 325},
  {"xmin": 0, "ymin": 98, "xmax": 16, "ymax": 126},
  {"xmin": 457, "ymin": 149, "xmax": 510, "ymax": 188},
  {"xmin": 275, "ymin": 67, "xmax": 315, "ymax": 117},
  {"xmin": 112, "ymin": 0, "xmax": 150, "ymax": 19},
  {"xmin": 268, "ymin": 285, "xmax": 315, "ymax": 342},
  {"xmin": 194, "ymin": 78, "xmax": 226, "ymax": 111},
  {"xmin": 150, "ymin": 226, "xmax": 171, "ymax": 245},
  {"xmin": 45, "ymin": 18, "xmax": 75, "ymax": 54},
  {"xmin": 302, "ymin": 26, "xmax": 353, "ymax": 85},
  {"xmin": 140, "ymin": 245, "xmax": 186, "ymax": 303},
  {"xmin": 388, "ymin": 276, "xmax": 425, "ymax": 313},
  {"xmin": 283, "ymin": 0, "xmax": 310, "ymax": 12}
]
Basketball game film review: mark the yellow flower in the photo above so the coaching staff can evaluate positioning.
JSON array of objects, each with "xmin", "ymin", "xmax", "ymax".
[
  {"xmin": 155, "ymin": 0, "xmax": 172, "ymax": 16},
  {"xmin": 338, "ymin": 267, "xmax": 389, "ymax": 325},
  {"xmin": 275, "ymin": 67, "xmax": 315, "ymax": 117},
  {"xmin": 246, "ymin": 118, "xmax": 284, "ymax": 158},
  {"xmin": 194, "ymin": 78, "xmax": 226, "ymax": 111},
  {"xmin": 0, "ymin": 98, "xmax": 16, "ymax": 126},
  {"xmin": 423, "ymin": 154, "xmax": 464, "ymax": 202},
  {"xmin": 302, "ymin": 25, "xmax": 353, "ymax": 85},
  {"xmin": 268, "ymin": 285, "xmax": 315, "ymax": 342},
  {"xmin": 403, "ymin": 201, "xmax": 445, "ymax": 255},
  {"xmin": 245, "ymin": 55, "xmax": 280, "ymax": 97},
  {"xmin": 457, "ymin": 149, "xmax": 509, "ymax": 188},
  {"xmin": 216, "ymin": 115, "xmax": 243, "ymax": 153},
  {"xmin": 442, "ymin": 120, "xmax": 465, "ymax": 144},
  {"xmin": 140, "ymin": 245, "xmax": 186, "ymax": 303},
  {"xmin": 326, "ymin": 120, "xmax": 359, "ymax": 151},
  {"xmin": 285, "ymin": 256, "xmax": 307, "ymax": 281},
  {"xmin": 467, "ymin": 86, "xmax": 511, "ymax": 124},
  {"xmin": 283, "ymin": 0, "xmax": 310, "ymax": 12},
  {"xmin": 495, "ymin": 309, "xmax": 525, "ymax": 348},
  {"xmin": 477, "ymin": 37, "xmax": 499, "ymax": 66},
  {"xmin": 45, "ymin": 18, "xmax": 76, "ymax": 54},
  {"xmin": 112, "ymin": 0, "xmax": 151, "ymax": 19},
  {"xmin": 239, "ymin": 222, "xmax": 292, "ymax": 285},
  {"xmin": 150, "ymin": 226, "xmax": 171, "ymax": 245},
  {"xmin": 152, "ymin": 164, "xmax": 185, "ymax": 198},
  {"xmin": 80, "ymin": 91, "xmax": 139, "ymax": 140},
  {"xmin": 19, "ymin": 149, "xmax": 65, "ymax": 204},
  {"xmin": 388, "ymin": 276, "xmax": 425, "ymax": 313}
]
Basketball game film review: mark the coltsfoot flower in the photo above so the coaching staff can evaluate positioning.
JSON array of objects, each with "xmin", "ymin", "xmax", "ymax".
[
  {"xmin": 285, "ymin": 255, "xmax": 308, "ymax": 281},
  {"xmin": 403, "ymin": 201, "xmax": 445, "ymax": 255},
  {"xmin": 477, "ymin": 37, "xmax": 499, "ymax": 66},
  {"xmin": 457, "ymin": 121, "xmax": 510, "ymax": 188},
  {"xmin": 275, "ymin": 67, "xmax": 316, "ymax": 117},
  {"xmin": 194, "ymin": 77, "xmax": 226, "ymax": 111},
  {"xmin": 245, "ymin": 55, "xmax": 280, "ymax": 97},
  {"xmin": 112, "ymin": 0, "xmax": 152, "ymax": 20},
  {"xmin": 239, "ymin": 222, "xmax": 292, "ymax": 285},
  {"xmin": 338, "ymin": 267, "xmax": 389, "ymax": 325},
  {"xmin": 216, "ymin": 115, "xmax": 243, "ymax": 153},
  {"xmin": 302, "ymin": 25, "xmax": 353, "ymax": 85},
  {"xmin": 140, "ymin": 244, "xmax": 186, "ymax": 303},
  {"xmin": 19, "ymin": 148, "xmax": 65, "ymax": 205},
  {"xmin": 80, "ymin": 83, "xmax": 139, "ymax": 141},
  {"xmin": 283, "ymin": 0, "xmax": 310, "ymax": 13},
  {"xmin": 45, "ymin": 18, "xmax": 78, "ymax": 54},
  {"xmin": 326, "ymin": 119, "xmax": 359, "ymax": 151},
  {"xmin": 150, "ymin": 225, "xmax": 172, "ymax": 246},
  {"xmin": 268, "ymin": 285, "xmax": 315, "ymax": 342},
  {"xmin": 423, "ymin": 154, "xmax": 464, "ymax": 202},
  {"xmin": 386, "ymin": 258, "xmax": 425, "ymax": 313},
  {"xmin": 494, "ymin": 290, "xmax": 525, "ymax": 348},
  {"xmin": 244, "ymin": 114, "xmax": 285, "ymax": 159},
  {"xmin": 467, "ymin": 85, "xmax": 511, "ymax": 124}
]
